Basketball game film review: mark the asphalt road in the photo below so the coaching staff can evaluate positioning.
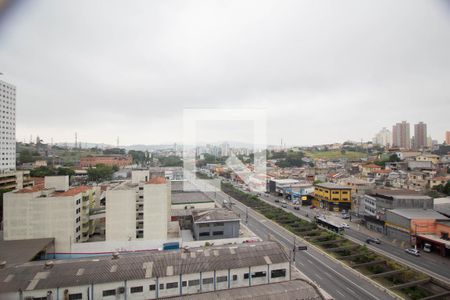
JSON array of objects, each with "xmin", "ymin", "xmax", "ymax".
[
  {"xmin": 209, "ymin": 190, "xmax": 396, "ymax": 300},
  {"xmin": 251, "ymin": 190, "xmax": 450, "ymax": 283}
]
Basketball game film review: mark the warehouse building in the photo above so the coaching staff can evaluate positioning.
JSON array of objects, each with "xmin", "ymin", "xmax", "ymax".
[{"xmin": 0, "ymin": 241, "xmax": 291, "ymax": 300}]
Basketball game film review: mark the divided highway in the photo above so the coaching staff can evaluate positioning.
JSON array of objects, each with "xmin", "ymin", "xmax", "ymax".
[
  {"xmin": 254, "ymin": 190, "xmax": 450, "ymax": 284},
  {"xmin": 207, "ymin": 190, "xmax": 397, "ymax": 300}
]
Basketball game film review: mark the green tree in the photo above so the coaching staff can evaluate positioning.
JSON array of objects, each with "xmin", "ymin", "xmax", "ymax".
[
  {"xmin": 30, "ymin": 166, "xmax": 56, "ymax": 177},
  {"xmin": 87, "ymin": 164, "xmax": 116, "ymax": 182}
]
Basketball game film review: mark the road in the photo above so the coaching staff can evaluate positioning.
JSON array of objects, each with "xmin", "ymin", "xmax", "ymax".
[
  {"xmin": 208, "ymin": 190, "xmax": 396, "ymax": 300},
  {"xmin": 250, "ymin": 189, "xmax": 450, "ymax": 283}
]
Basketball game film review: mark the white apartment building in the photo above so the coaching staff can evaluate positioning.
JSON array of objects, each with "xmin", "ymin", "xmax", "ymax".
[
  {"xmin": 373, "ymin": 127, "xmax": 391, "ymax": 147},
  {"xmin": 106, "ymin": 177, "xmax": 173, "ymax": 242},
  {"xmin": 3, "ymin": 176, "xmax": 96, "ymax": 253},
  {"xmin": 0, "ymin": 79, "xmax": 16, "ymax": 172}
]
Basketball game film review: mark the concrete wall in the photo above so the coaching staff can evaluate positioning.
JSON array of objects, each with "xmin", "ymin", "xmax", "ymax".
[
  {"xmin": 193, "ymin": 220, "xmax": 240, "ymax": 241},
  {"xmin": 143, "ymin": 183, "xmax": 169, "ymax": 240},
  {"xmin": 106, "ymin": 189, "xmax": 136, "ymax": 241},
  {"xmin": 132, "ymin": 170, "xmax": 150, "ymax": 184},
  {"xmin": 45, "ymin": 176, "xmax": 69, "ymax": 192},
  {"xmin": 3, "ymin": 192, "xmax": 80, "ymax": 253}
]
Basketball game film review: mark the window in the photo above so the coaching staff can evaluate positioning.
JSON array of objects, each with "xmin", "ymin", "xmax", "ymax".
[
  {"xmin": 198, "ymin": 223, "xmax": 209, "ymax": 228},
  {"xmin": 252, "ymin": 271, "xmax": 266, "ymax": 278},
  {"xmin": 166, "ymin": 282, "xmax": 178, "ymax": 289},
  {"xmin": 232, "ymin": 275, "xmax": 238, "ymax": 281},
  {"xmin": 202, "ymin": 277, "xmax": 213, "ymax": 285},
  {"xmin": 159, "ymin": 284, "xmax": 164, "ymax": 290},
  {"xmin": 244, "ymin": 273, "xmax": 249, "ymax": 279},
  {"xmin": 102, "ymin": 289, "xmax": 116, "ymax": 297},
  {"xmin": 68, "ymin": 295, "xmax": 82, "ymax": 300},
  {"xmin": 271, "ymin": 269, "xmax": 286, "ymax": 278},
  {"xmin": 213, "ymin": 222, "xmax": 224, "ymax": 226},
  {"xmin": 182, "ymin": 281, "xmax": 187, "ymax": 287},
  {"xmin": 199, "ymin": 232, "xmax": 210, "ymax": 237},
  {"xmin": 213, "ymin": 231, "xmax": 224, "ymax": 236},
  {"xmin": 188, "ymin": 279, "xmax": 200, "ymax": 286},
  {"xmin": 217, "ymin": 276, "xmax": 227, "ymax": 283},
  {"xmin": 130, "ymin": 286, "xmax": 143, "ymax": 293},
  {"xmin": 149, "ymin": 284, "xmax": 156, "ymax": 291}
]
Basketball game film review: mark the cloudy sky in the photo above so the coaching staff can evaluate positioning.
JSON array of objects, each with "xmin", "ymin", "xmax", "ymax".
[{"xmin": 1, "ymin": 0, "xmax": 449, "ymax": 146}]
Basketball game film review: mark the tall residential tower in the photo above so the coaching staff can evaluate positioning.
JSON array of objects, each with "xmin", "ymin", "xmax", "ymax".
[
  {"xmin": 413, "ymin": 122, "xmax": 427, "ymax": 150},
  {"xmin": 0, "ymin": 79, "xmax": 16, "ymax": 172},
  {"xmin": 392, "ymin": 121, "xmax": 410, "ymax": 149}
]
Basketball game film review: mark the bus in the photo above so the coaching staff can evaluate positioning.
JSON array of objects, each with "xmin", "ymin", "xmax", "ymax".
[{"xmin": 315, "ymin": 216, "xmax": 345, "ymax": 234}]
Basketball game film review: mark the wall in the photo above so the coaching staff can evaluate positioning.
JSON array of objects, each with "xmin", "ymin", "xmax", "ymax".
[
  {"xmin": 193, "ymin": 220, "xmax": 240, "ymax": 241},
  {"xmin": 143, "ymin": 183, "xmax": 169, "ymax": 240},
  {"xmin": 106, "ymin": 189, "xmax": 136, "ymax": 241},
  {"xmin": 132, "ymin": 170, "xmax": 150, "ymax": 184},
  {"xmin": 3, "ymin": 192, "xmax": 78, "ymax": 253}
]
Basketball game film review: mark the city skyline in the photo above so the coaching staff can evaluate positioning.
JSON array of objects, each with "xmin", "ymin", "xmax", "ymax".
[{"xmin": 1, "ymin": 1, "xmax": 449, "ymax": 146}]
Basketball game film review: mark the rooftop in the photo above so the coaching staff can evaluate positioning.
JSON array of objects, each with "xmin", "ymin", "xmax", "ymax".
[
  {"xmin": 172, "ymin": 192, "xmax": 214, "ymax": 205},
  {"xmin": 170, "ymin": 279, "xmax": 322, "ymax": 300},
  {"xmin": 0, "ymin": 241, "xmax": 286, "ymax": 293},
  {"xmin": 0, "ymin": 238, "xmax": 54, "ymax": 268},
  {"xmin": 314, "ymin": 182, "xmax": 351, "ymax": 190},
  {"xmin": 192, "ymin": 209, "xmax": 240, "ymax": 223},
  {"xmin": 54, "ymin": 186, "xmax": 91, "ymax": 196},
  {"xmin": 388, "ymin": 209, "xmax": 449, "ymax": 220}
]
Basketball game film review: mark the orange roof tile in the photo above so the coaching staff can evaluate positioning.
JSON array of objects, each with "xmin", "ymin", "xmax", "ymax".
[
  {"xmin": 15, "ymin": 186, "xmax": 44, "ymax": 193},
  {"xmin": 147, "ymin": 177, "xmax": 167, "ymax": 184},
  {"xmin": 363, "ymin": 164, "xmax": 382, "ymax": 169},
  {"xmin": 55, "ymin": 186, "xmax": 91, "ymax": 196}
]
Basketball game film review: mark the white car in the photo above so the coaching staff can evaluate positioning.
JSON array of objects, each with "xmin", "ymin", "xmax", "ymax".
[
  {"xmin": 405, "ymin": 248, "xmax": 420, "ymax": 256},
  {"xmin": 340, "ymin": 223, "xmax": 350, "ymax": 228}
]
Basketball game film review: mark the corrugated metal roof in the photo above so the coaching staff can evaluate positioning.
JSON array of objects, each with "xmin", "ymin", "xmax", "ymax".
[
  {"xmin": 0, "ymin": 242, "xmax": 288, "ymax": 293},
  {"xmin": 0, "ymin": 238, "xmax": 54, "ymax": 268},
  {"xmin": 168, "ymin": 279, "xmax": 322, "ymax": 299}
]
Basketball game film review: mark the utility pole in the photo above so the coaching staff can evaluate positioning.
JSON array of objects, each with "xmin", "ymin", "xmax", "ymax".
[{"xmin": 293, "ymin": 236, "xmax": 296, "ymax": 262}]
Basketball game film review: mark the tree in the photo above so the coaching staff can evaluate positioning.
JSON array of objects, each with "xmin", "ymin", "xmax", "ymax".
[
  {"xmin": 87, "ymin": 164, "xmax": 116, "ymax": 182},
  {"xmin": 103, "ymin": 148, "xmax": 126, "ymax": 155},
  {"xmin": 432, "ymin": 181, "xmax": 450, "ymax": 196},
  {"xmin": 30, "ymin": 166, "xmax": 56, "ymax": 177}
]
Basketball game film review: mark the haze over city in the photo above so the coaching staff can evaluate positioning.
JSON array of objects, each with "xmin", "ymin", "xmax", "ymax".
[{"xmin": 1, "ymin": 0, "xmax": 450, "ymax": 145}]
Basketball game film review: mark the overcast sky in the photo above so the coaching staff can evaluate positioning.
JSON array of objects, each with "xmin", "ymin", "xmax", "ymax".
[{"xmin": 1, "ymin": 0, "xmax": 449, "ymax": 146}]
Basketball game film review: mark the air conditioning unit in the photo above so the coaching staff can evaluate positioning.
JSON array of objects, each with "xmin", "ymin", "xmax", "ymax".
[{"xmin": 117, "ymin": 287, "xmax": 125, "ymax": 294}]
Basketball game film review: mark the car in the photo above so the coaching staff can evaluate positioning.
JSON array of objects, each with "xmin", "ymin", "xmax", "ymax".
[
  {"xmin": 309, "ymin": 205, "xmax": 316, "ymax": 209},
  {"xmin": 294, "ymin": 205, "xmax": 300, "ymax": 210},
  {"xmin": 405, "ymin": 248, "xmax": 420, "ymax": 256},
  {"xmin": 341, "ymin": 214, "xmax": 350, "ymax": 219},
  {"xmin": 341, "ymin": 223, "xmax": 350, "ymax": 228},
  {"xmin": 366, "ymin": 237, "xmax": 381, "ymax": 244},
  {"xmin": 281, "ymin": 203, "xmax": 287, "ymax": 208},
  {"xmin": 274, "ymin": 199, "xmax": 280, "ymax": 203}
]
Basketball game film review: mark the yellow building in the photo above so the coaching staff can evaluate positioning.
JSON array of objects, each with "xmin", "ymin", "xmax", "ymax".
[{"xmin": 313, "ymin": 183, "xmax": 352, "ymax": 212}]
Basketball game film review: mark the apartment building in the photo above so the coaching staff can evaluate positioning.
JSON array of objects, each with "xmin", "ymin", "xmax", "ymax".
[
  {"xmin": 0, "ymin": 241, "xmax": 294, "ymax": 300},
  {"xmin": 2, "ymin": 176, "xmax": 96, "ymax": 253},
  {"xmin": 392, "ymin": 121, "xmax": 411, "ymax": 149},
  {"xmin": 313, "ymin": 183, "xmax": 352, "ymax": 212},
  {"xmin": 0, "ymin": 79, "xmax": 16, "ymax": 172},
  {"xmin": 105, "ymin": 177, "xmax": 173, "ymax": 241},
  {"xmin": 413, "ymin": 122, "xmax": 427, "ymax": 150}
]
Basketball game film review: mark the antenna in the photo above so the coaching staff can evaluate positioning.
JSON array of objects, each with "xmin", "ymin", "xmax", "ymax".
[{"xmin": 75, "ymin": 132, "xmax": 78, "ymax": 149}]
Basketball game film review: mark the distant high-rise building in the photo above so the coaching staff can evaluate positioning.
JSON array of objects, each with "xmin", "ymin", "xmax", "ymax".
[
  {"xmin": 373, "ymin": 127, "xmax": 391, "ymax": 147},
  {"xmin": 392, "ymin": 121, "xmax": 411, "ymax": 149},
  {"xmin": 0, "ymin": 79, "xmax": 16, "ymax": 172},
  {"xmin": 413, "ymin": 122, "xmax": 427, "ymax": 150},
  {"xmin": 446, "ymin": 131, "xmax": 450, "ymax": 145}
]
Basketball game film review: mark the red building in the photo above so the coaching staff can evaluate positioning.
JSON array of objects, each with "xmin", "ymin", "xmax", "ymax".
[{"xmin": 79, "ymin": 155, "xmax": 132, "ymax": 168}]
